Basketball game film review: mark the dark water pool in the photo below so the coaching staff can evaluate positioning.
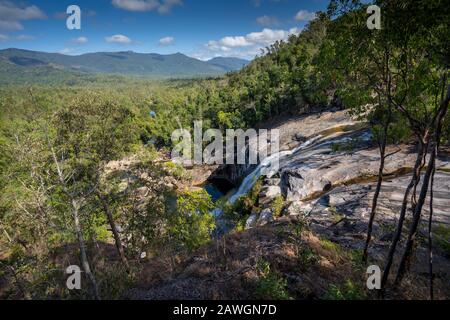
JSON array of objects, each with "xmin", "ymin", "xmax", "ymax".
[{"xmin": 204, "ymin": 183, "xmax": 224, "ymax": 202}]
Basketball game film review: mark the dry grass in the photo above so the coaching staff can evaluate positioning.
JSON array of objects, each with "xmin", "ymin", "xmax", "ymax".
[
  {"xmin": 129, "ymin": 216, "xmax": 364, "ymax": 299},
  {"xmin": 130, "ymin": 215, "xmax": 449, "ymax": 300}
]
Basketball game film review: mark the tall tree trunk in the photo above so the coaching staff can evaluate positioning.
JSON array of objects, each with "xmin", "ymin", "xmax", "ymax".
[
  {"xmin": 428, "ymin": 149, "xmax": 436, "ymax": 300},
  {"xmin": 395, "ymin": 84, "xmax": 450, "ymax": 285},
  {"xmin": 72, "ymin": 199, "xmax": 101, "ymax": 300},
  {"xmin": 394, "ymin": 145, "xmax": 435, "ymax": 285},
  {"xmin": 363, "ymin": 50, "xmax": 394, "ymax": 264},
  {"xmin": 381, "ymin": 140, "xmax": 425, "ymax": 289},
  {"xmin": 50, "ymin": 146, "xmax": 100, "ymax": 300},
  {"xmin": 98, "ymin": 193, "xmax": 129, "ymax": 270},
  {"xmin": 363, "ymin": 129, "xmax": 387, "ymax": 263}
]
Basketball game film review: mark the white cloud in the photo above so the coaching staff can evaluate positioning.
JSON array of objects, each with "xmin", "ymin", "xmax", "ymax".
[
  {"xmin": 158, "ymin": 0, "xmax": 182, "ymax": 14},
  {"xmin": 0, "ymin": 33, "xmax": 8, "ymax": 41},
  {"xmin": 59, "ymin": 48, "xmax": 75, "ymax": 55},
  {"xmin": 112, "ymin": 0, "xmax": 159, "ymax": 12},
  {"xmin": 112, "ymin": 0, "xmax": 182, "ymax": 13},
  {"xmin": 246, "ymin": 28, "xmax": 296, "ymax": 45},
  {"xmin": 294, "ymin": 10, "xmax": 316, "ymax": 22},
  {"xmin": 16, "ymin": 34, "xmax": 35, "ymax": 41},
  {"xmin": 72, "ymin": 36, "xmax": 88, "ymax": 44},
  {"xmin": 159, "ymin": 36, "xmax": 174, "ymax": 46},
  {"xmin": 215, "ymin": 36, "xmax": 251, "ymax": 48},
  {"xmin": 199, "ymin": 27, "xmax": 301, "ymax": 60},
  {"xmin": 0, "ymin": 20, "xmax": 22, "ymax": 30},
  {"xmin": 252, "ymin": 0, "xmax": 261, "ymax": 7},
  {"xmin": 0, "ymin": 1, "xmax": 46, "ymax": 31},
  {"xmin": 105, "ymin": 34, "xmax": 132, "ymax": 44},
  {"xmin": 256, "ymin": 15, "xmax": 279, "ymax": 27}
]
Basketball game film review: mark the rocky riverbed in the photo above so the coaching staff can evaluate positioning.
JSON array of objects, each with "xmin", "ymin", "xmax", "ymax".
[
  {"xmin": 212, "ymin": 110, "xmax": 450, "ymax": 234},
  {"xmin": 129, "ymin": 109, "xmax": 450, "ymax": 300},
  {"xmin": 212, "ymin": 109, "xmax": 450, "ymax": 293}
]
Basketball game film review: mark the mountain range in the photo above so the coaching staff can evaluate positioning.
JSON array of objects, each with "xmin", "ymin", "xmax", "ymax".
[{"xmin": 0, "ymin": 48, "xmax": 249, "ymax": 82}]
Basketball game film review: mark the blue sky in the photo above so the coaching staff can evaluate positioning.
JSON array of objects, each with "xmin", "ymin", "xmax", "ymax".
[{"xmin": 0, "ymin": 0, "xmax": 329, "ymax": 60}]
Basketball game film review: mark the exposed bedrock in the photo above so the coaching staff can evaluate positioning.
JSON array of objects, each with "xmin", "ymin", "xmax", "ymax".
[{"xmin": 281, "ymin": 144, "xmax": 450, "ymax": 202}]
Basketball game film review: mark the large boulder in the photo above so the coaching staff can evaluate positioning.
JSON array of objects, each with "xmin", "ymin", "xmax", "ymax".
[
  {"xmin": 281, "ymin": 168, "xmax": 332, "ymax": 201},
  {"xmin": 279, "ymin": 142, "xmax": 449, "ymax": 202},
  {"xmin": 257, "ymin": 209, "xmax": 274, "ymax": 226},
  {"xmin": 286, "ymin": 201, "xmax": 313, "ymax": 216},
  {"xmin": 265, "ymin": 178, "xmax": 281, "ymax": 186},
  {"xmin": 245, "ymin": 212, "xmax": 259, "ymax": 230},
  {"xmin": 260, "ymin": 185, "xmax": 282, "ymax": 198}
]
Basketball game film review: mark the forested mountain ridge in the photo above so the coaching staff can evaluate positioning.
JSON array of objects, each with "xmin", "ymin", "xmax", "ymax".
[
  {"xmin": 0, "ymin": 48, "xmax": 249, "ymax": 80},
  {"xmin": 207, "ymin": 57, "xmax": 249, "ymax": 71}
]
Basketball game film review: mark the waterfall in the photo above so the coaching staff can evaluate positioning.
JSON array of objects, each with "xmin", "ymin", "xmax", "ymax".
[
  {"xmin": 227, "ymin": 135, "xmax": 322, "ymax": 205},
  {"xmin": 212, "ymin": 124, "xmax": 373, "ymax": 219},
  {"xmin": 211, "ymin": 135, "xmax": 323, "ymax": 218}
]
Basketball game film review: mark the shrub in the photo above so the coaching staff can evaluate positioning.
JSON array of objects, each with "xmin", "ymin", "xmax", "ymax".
[
  {"xmin": 270, "ymin": 195, "xmax": 285, "ymax": 218},
  {"xmin": 255, "ymin": 260, "xmax": 291, "ymax": 300},
  {"xmin": 324, "ymin": 280, "xmax": 365, "ymax": 300},
  {"xmin": 320, "ymin": 238, "xmax": 341, "ymax": 253},
  {"xmin": 169, "ymin": 190, "xmax": 215, "ymax": 251},
  {"xmin": 434, "ymin": 224, "xmax": 450, "ymax": 256},
  {"xmin": 298, "ymin": 247, "xmax": 318, "ymax": 267}
]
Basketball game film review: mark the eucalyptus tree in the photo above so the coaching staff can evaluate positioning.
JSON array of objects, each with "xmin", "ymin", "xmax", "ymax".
[
  {"xmin": 323, "ymin": 0, "xmax": 405, "ymax": 263},
  {"xmin": 324, "ymin": 1, "xmax": 449, "ymax": 297},
  {"xmin": 372, "ymin": 0, "xmax": 450, "ymax": 292},
  {"xmin": 52, "ymin": 93, "xmax": 137, "ymax": 273}
]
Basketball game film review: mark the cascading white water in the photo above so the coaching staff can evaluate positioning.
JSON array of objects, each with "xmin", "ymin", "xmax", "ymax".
[
  {"xmin": 227, "ymin": 135, "xmax": 322, "ymax": 205},
  {"xmin": 212, "ymin": 125, "xmax": 373, "ymax": 219},
  {"xmin": 212, "ymin": 135, "xmax": 323, "ymax": 218}
]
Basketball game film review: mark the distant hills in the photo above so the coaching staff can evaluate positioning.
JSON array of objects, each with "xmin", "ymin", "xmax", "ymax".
[
  {"xmin": 207, "ymin": 57, "xmax": 251, "ymax": 71},
  {"xmin": 0, "ymin": 48, "xmax": 249, "ymax": 83}
]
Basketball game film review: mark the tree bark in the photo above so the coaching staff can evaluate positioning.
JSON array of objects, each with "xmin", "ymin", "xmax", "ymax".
[
  {"xmin": 381, "ymin": 140, "xmax": 425, "ymax": 289},
  {"xmin": 395, "ymin": 84, "xmax": 450, "ymax": 285},
  {"xmin": 72, "ymin": 199, "xmax": 101, "ymax": 300},
  {"xmin": 50, "ymin": 146, "xmax": 100, "ymax": 300},
  {"xmin": 363, "ymin": 130, "xmax": 387, "ymax": 263},
  {"xmin": 428, "ymin": 149, "xmax": 436, "ymax": 300},
  {"xmin": 98, "ymin": 193, "xmax": 129, "ymax": 270},
  {"xmin": 394, "ymin": 144, "xmax": 435, "ymax": 285}
]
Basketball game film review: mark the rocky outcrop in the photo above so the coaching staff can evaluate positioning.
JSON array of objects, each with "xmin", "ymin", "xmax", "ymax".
[
  {"xmin": 257, "ymin": 209, "xmax": 274, "ymax": 226},
  {"xmin": 279, "ymin": 137, "xmax": 450, "ymax": 202},
  {"xmin": 209, "ymin": 161, "xmax": 255, "ymax": 188},
  {"xmin": 208, "ymin": 109, "xmax": 358, "ymax": 191},
  {"xmin": 287, "ymin": 170, "xmax": 450, "ymax": 270},
  {"xmin": 245, "ymin": 212, "xmax": 259, "ymax": 229},
  {"xmin": 133, "ymin": 109, "xmax": 450, "ymax": 300}
]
